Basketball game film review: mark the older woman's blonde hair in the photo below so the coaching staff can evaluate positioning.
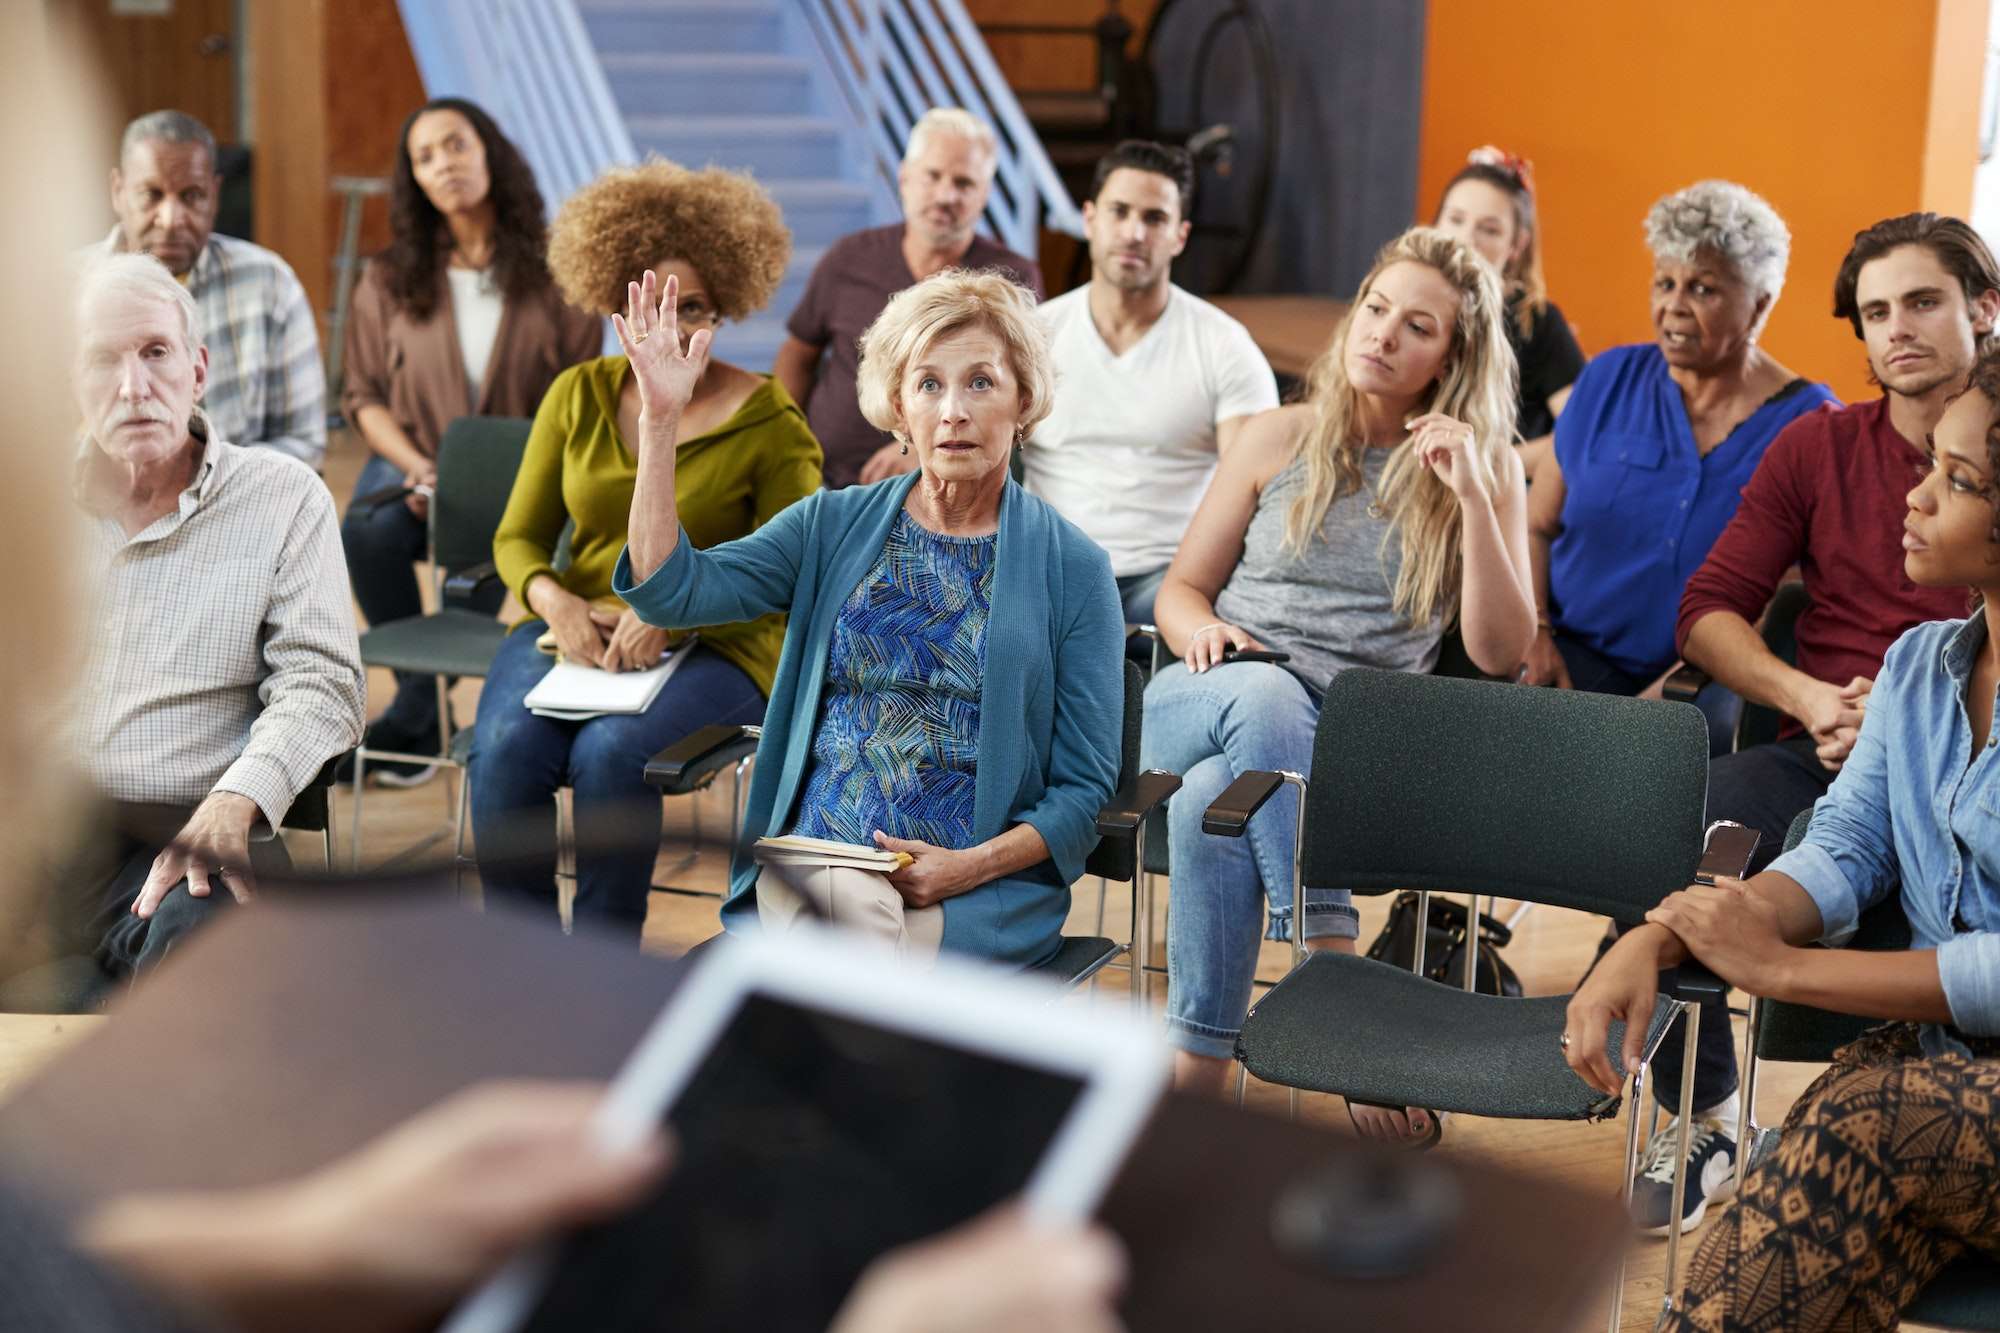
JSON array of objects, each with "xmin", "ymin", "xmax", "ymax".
[
  {"xmin": 855, "ymin": 268, "xmax": 1054, "ymax": 440},
  {"xmin": 546, "ymin": 158, "xmax": 790, "ymax": 320},
  {"xmin": 1286, "ymin": 226, "xmax": 1519, "ymax": 629}
]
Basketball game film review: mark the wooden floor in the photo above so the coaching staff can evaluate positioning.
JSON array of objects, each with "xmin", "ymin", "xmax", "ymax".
[{"xmin": 4, "ymin": 426, "xmax": 1946, "ymax": 1330}]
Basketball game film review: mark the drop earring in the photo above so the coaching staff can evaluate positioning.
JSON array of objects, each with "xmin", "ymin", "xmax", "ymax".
[{"xmin": 899, "ymin": 439, "xmax": 909, "ymax": 456}]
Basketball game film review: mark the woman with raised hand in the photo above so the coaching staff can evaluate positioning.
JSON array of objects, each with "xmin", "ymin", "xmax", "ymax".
[
  {"xmin": 1143, "ymin": 227, "xmax": 1536, "ymax": 1133},
  {"xmin": 1432, "ymin": 145, "xmax": 1585, "ymax": 480},
  {"xmin": 468, "ymin": 161, "xmax": 821, "ymax": 943},
  {"xmin": 1572, "ymin": 346, "xmax": 2000, "ymax": 1332},
  {"xmin": 616, "ymin": 267, "xmax": 1124, "ymax": 969},
  {"xmin": 339, "ymin": 98, "xmax": 602, "ymax": 783},
  {"xmin": 1520, "ymin": 180, "xmax": 1837, "ymax": 754}
]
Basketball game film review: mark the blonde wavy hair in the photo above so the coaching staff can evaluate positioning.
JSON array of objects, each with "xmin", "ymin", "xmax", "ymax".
[
  {"xmin": 1284, "ymin": 226, "xmax": 1519, "ymax": 627},
  {"xmin": 546, "ymin": 158, "xmax": 790, "ymax": 320},
  {"xmin": 856, "ymin": 267, "xmax": 1055, "ymax": 439}
]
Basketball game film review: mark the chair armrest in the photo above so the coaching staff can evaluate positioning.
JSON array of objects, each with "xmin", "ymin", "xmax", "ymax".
[
  {"xmin": 442, "ymin": 561, "xmax": 500, "ymax": 606},
  {"xmin": 1668, "ymin": 959, "xmax": 1730, "ymax": 1007},
  {"xmin": 644, "ymin": 724, "xmax": 759, "ymax": 793},
  {"xmin": 1662, "ymin": 663, "xmax": 1710, "ymax": 704},
  {"xmin": 351, "ymin": 483, "xmax": 414, "ymax": 519},
  {"xmin": 1096, "ymin": 769, "xmax": 1182, "ymax": 838},
  {"xmin": 1202, "ymin": 769, "xmax": 1284, "ymax": 837}
]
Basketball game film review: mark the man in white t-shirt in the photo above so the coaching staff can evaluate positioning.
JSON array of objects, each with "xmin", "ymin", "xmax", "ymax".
[{"xmin": 1022, "ymin": 140, "xmax": 1278, "ymax": 624}]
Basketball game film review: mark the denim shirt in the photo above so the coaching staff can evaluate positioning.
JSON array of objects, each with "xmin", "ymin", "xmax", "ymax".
[{"xmin": 1769, "ymin": 615, "xmax": 2000, "ymax": 1044}]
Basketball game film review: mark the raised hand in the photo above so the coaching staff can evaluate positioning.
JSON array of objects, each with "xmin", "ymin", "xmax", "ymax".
[{"xmin": 610, "ymin": 270, "xmax": 712, "ymax": 429}]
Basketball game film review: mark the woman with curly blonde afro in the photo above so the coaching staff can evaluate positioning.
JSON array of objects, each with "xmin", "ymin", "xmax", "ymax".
[{"xmin": 470, "ymin": 160, "xmax": 823, "ymax": 943}]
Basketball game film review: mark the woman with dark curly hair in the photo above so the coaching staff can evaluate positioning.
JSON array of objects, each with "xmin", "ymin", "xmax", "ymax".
[
  {"xmin": 339, "ymin": 98, "xmax": 601, "ymax": 779},
  {"xmin": 470, "ymin": 160, "xmax": 822, "ymax": 943}
]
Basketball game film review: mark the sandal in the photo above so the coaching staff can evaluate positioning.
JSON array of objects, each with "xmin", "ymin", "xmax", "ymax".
[{"xmin": 1346, "ymin": 1099, "xmax": 1446, "ymax": 1152}]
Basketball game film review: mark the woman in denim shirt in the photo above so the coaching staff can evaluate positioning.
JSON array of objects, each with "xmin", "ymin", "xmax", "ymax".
[{"xmin": 1568, "ymin": 350, "xmax": 2000, "ymax": 1331}]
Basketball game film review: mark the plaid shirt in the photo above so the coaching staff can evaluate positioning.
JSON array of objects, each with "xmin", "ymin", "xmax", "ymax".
[
  {"xmin": 100, "ymin": 229, "xmax": 327, "ymax": 470},
  {"xmin": 74, "ymin": 427, "xmax": 364, "ymax": 830}
]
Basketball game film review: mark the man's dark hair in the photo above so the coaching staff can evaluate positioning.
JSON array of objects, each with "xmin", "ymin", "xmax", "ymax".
[
  {"xmin": 1832, "ymin": 212, "xmax": 2000, "ymax": 340},
  {"xmin": 1089, "ymin": 140, "xmax": 1195, "ymax": 219}
]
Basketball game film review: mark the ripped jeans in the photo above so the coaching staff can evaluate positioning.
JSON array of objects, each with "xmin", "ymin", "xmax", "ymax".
[{"xmin": 1141, "ymin": 661, "xmax": 1359, "ymax": 1058}]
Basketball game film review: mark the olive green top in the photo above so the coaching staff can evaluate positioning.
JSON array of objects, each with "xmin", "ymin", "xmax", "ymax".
[{"xmin": 492, "ymin": 355, "xmax": 822, "ymax": 694}]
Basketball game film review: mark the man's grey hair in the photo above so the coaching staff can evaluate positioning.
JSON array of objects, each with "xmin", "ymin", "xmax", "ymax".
[
  {"xmin": 901, "ymin": 107, "xmax": 998, "ymax": 173},
  {"xmin": 120, "ymin": 109, "xmax": 219, "ymax": 170},
  {"xmin": 75, "ymin": 251, "xmax": 203, "ymax": 357},
  {"xmin": 1644, "ymin": 180, "xmax": 1791, "ymax": 318}
]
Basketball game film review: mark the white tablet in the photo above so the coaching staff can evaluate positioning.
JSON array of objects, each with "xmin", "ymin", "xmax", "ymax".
[{"xmin": 444, "ymin": 926, "xmax": 1169, "ymax": 1333}]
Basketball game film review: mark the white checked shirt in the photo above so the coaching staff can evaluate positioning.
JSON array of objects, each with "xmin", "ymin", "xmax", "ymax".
[
  {"xmin": 99, "ymin": 229, "xmax": 327, "ymax": 470},
  {"xmin": 74, "ymin": 427, "xmax": 364, "ymax": 829}
]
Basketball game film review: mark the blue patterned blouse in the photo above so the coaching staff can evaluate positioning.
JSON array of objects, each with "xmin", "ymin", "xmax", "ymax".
[{"xmin": 789, "ymin": 511, "xmax": 996, "ymax": 848}]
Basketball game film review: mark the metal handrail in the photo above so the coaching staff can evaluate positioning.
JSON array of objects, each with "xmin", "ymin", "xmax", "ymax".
[
  {"xmin": 798, "ymin": 0, "xmax": 1084, "ymax": 251},
  {"xmin": 394, "ymin": 0, "xmax": 635, "ymax": 211}
]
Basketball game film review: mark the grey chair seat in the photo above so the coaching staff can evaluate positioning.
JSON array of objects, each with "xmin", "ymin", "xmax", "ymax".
[
  {"xmin": 1033, "ymin": 936, "xmax": 1124, "ymax": 989},
  {"xmin": 1910, "ymin": 1259, "xmax": 2000, "ymax": 1329},
  {"xmin": 1237, "ymin": 951, "xmax": 1673, "ymax": 1121},
  {"xmin": 358, "ymin": 608, "xmax": 508, "ymax": 679}
]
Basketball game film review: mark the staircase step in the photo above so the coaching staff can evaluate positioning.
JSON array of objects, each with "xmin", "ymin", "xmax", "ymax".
[
  {"xmin": 765, "ymin": 181, "xmax": 880, "ymax": 249},
  {"xmin": 715, "ymin": 312, "xmax": 791, "ymax": 376},
  {"xmin": 773, "ymin": 245, "xmax": 825, "ymax": 316},
  {"xmin": 601, "ymin": 53, "xmax": 813, "ymax": 118},
  {"xmin": 576, "ymin": 0, "xmax": 784, "ymax": 53},
  {"xmin": 629, "ymin": 115, "xmax": 846, "ymax": 182}
]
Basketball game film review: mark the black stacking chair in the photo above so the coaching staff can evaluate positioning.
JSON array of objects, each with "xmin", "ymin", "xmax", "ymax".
[
  {"xmin": 348, "ymin": 416, "xmax": 530, "ymax": 867},
  {"xmin": 646, "ymin": 662, "xmax": 1178, "ymax": 1001},
  {"xmin": 1738, "ymin": 810, "xmax": 2000, "ymax": 1330},
  {"xmin": 281, "ymin": 752, "xmax": 348, "ymax": 869},
  {"xmin": 1215, "ymin": 669, "xmax": 1717, "ymax": 1327}
]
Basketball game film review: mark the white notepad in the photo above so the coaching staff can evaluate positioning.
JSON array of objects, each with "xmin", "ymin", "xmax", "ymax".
[{"xmin": 523, "ymin": 647, "xmax": 688, "ymax": 721}]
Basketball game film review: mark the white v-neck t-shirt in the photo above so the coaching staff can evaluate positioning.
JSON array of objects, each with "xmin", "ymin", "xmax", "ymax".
[
  {"xmin": 1022, "ymin": 284, "xmax": 1277, "ymax": 577},
  {"xmin": 446, "ymin": 265, "xmax": 504, "ymax": 403}
]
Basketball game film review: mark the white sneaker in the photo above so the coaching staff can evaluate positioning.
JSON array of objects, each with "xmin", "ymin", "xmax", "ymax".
[{"xmin": 1629, "ymin": 1116, "xmax": 1737, "ymax": 1236}]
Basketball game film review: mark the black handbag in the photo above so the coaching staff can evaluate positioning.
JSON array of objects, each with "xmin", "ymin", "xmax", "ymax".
[{"xmin": 1364, "ymin": 892, "xmax": 1523, "ymax": 997}]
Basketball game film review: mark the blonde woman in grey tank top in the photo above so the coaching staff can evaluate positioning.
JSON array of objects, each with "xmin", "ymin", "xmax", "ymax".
[{"xmin": 1139, "ymin": 229, "xmax": 1537, "ymax": 1144}]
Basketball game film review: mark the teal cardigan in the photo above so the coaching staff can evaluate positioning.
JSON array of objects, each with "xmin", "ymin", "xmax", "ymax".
[{"xmin": 612, "ymin": 473, "xmax": 1124, "ymax": 966}]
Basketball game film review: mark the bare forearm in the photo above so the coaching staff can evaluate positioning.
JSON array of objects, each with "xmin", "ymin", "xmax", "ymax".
[
  {"xmin": 1682, "ymin": 610, "xmax": 1819, "ymax": 716},
  {"xmin": 1456, "ymin": 494, "xmax": 1535, "ymax": 673},
  {"xmin": 625, "ymin": 408, "xmax": 684, "ymax": 581},
  {"xmin": 1770, "ymin": 946, "xmax": 1952, "ymax": 1024},
  {"xmin": 1151, "ymin": 574, "xmax": 1220, "ymax": 656},
  {"xmin": 965, "ymin": 823, "xmax": 1052, "ymax": 890},
  {"xmin": 352, "ymin": 405, "xmax": 429, "ymax": 477}
]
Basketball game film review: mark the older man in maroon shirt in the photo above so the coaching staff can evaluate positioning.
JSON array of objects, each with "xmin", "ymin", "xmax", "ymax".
[{"xmin": 1616, "ymin": 213, "xmax": 2000, "ymax": 1237}]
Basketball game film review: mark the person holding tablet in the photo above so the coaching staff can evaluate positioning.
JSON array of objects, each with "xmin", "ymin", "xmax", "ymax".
[
  {"xmin": 1570, "ymin": 347, "xmax": 2000, "ymax": 1332},
  {"xmin": 1143, "ymin": 228, "xmax": 1536, "ymax": 1130},
  {"xmin": 615, "ymin": 267, "xmax": 1125, "ymax": 970}
]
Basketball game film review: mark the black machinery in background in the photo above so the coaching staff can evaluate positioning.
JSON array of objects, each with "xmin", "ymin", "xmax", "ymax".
[{"xmin": 980, "ymin": 0, "xmax": 1281, "ymax": 295}]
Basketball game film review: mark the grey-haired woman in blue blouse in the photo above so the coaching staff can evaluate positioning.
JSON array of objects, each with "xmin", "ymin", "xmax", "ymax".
[
  {"xmin": 612, "ymin": 266, "xmax": 1123, "ymax": 968},
  {"xmin": 1569, "ymin": 353, "xmax": 2000, "ymax": 1331}
]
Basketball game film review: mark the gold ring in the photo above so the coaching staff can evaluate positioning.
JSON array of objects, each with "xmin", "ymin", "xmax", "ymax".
[{"xmin": 1558, "ymin": 1032, "xmax": 1572, "ymax": 1051}]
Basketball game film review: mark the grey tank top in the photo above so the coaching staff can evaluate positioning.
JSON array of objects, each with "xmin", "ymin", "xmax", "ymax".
[{"xmin": 1212, "ymin": 447, "xmax": 1443, "ymax": 691}]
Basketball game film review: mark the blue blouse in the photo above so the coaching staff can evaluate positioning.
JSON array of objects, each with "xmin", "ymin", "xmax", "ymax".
[
  {"xmin": 791, "ymin": 512, "xmax": 997, "ymax": 847},
  {"xmin": 1771, "ymin": 616, "xmax": 2000, "ymax": 1043},
  {"xmin": 1550, "ymin": 344, "xmax": 1837, "ymax": 675}
]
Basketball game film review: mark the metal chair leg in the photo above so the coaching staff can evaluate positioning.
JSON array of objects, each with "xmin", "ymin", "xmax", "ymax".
[
  {"xmin": 452, "ymin": 758, "xmax": 473, "ymax": 905},
  {"xmin": 1608, "ymin": 1055, "xmax": 1652, "ymax": 1333},
  {"xmin": 1463, "ymin": 892, "xmax": 1480, "ymax": 992},
  {"xmin": 1735, "ymin": 996, "xmax": 1763, "ymax": 1197},
  {"xmin": 1278, "ymin": 770, "xmax": 1308, "ymax": 1124},
  {"xmin": 1660, "ymin": 1003, "xmax": 1703, "ymax": 1316},
  {"xmin": 1412, "ymin": 889, "xmax": 1432, "ymax": 979},
  {"xmin": 1094, "ymin": 877, "xmax": 1109, "ymax": 936},
  {"xmin": 349, "ymin": 757, "xmax": 366, "ymax": 871}
]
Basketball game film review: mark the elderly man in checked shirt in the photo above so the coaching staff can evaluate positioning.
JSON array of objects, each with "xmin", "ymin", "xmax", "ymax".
[
  {"xmin": 32, "ymin": 251, "xmax": 363, "ymax": 1001},
  {"xmin": 98, "ymin": 110, "xmax": 325, "ymax": 471}
]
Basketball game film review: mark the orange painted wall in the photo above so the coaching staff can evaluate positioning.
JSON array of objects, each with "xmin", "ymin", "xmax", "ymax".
[{"xmin": 1417, "ymin": 0, "xmax": 1989, "ymax": 404}]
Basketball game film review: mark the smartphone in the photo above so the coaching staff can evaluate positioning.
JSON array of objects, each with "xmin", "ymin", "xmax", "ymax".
[
  {"xmin": 1221, "ymin": 646, "xmax": 1292, "ymax": 666},
  {"xmin": 1694, "ymin": 820, "xmax": 1761, "ymax": 884}
]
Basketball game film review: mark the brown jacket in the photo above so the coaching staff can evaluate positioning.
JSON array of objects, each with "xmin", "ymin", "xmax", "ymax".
[{"xmin": 340, "ymin": 258, "xmax": 603, "ymax": 456}]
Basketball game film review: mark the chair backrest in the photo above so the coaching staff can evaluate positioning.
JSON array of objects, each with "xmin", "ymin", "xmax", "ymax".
[
  {"xmin": 1755, "ymin": 806, "xmax": 1913, "ymax": 1062},
  {"xmin": 433, "ymin": 415, "xmax": 534, "ymax": 576},
  {"xmin": 1300, "ymin": 670, "xmax": 1709, "ymax": 921},
  {"xmin": 1735, "ymin": 581, "xmax": 1809, "ymax": 751},
  {"xmin": 1083, "ymin": 660, "xmax": 1145, "ymax": 882}
]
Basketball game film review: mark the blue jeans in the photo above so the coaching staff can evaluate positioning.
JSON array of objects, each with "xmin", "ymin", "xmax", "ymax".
[
  {"xmin": 468, "ymin": 624, "xmax": 766, "ymax": 942},
  {"xmin": 1116, "ymin": 566, "xmax": 1168, "ymax": 626},
  {"xmin": 1141, "ymin": 661, "xmax": 1360, "ymax": 1059},
  {"xmin": 341, "ymin": 454, "xmax": 504, "ymax": 739}
]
